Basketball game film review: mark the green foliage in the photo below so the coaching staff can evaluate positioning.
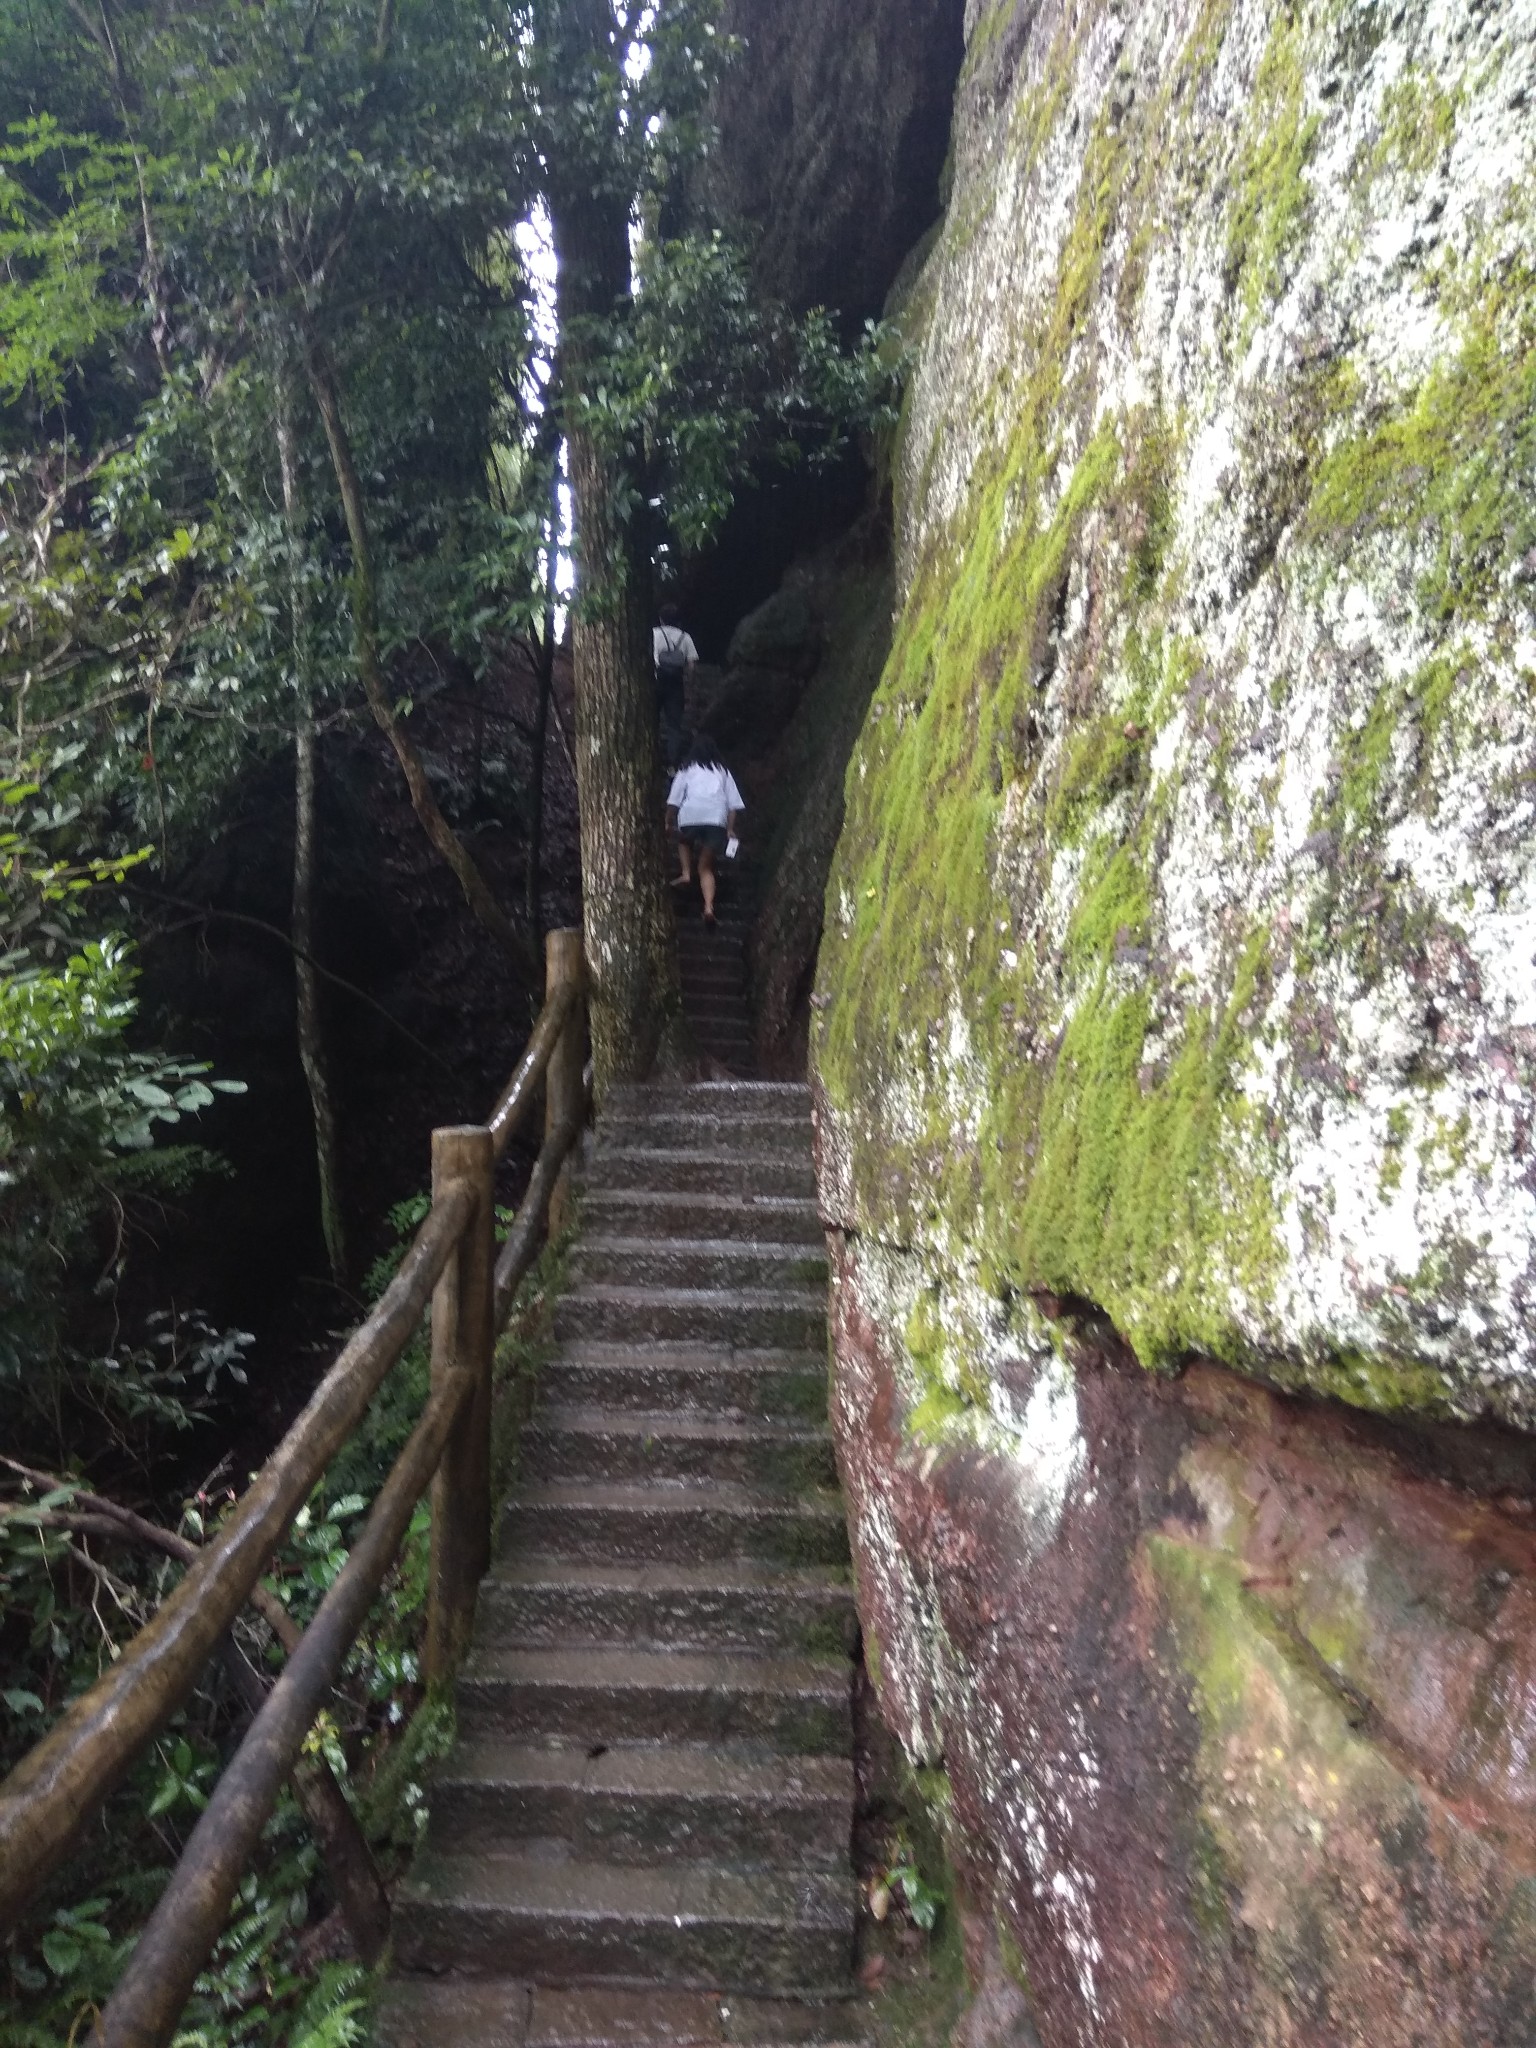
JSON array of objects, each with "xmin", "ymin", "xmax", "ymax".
[
  {"xmin": 0, "ymin": 764, "xmax": 248, "ymax": 1433},
  {"xmin": 594, "ymin": 228, "xmax": 906, "ymax": 558}
]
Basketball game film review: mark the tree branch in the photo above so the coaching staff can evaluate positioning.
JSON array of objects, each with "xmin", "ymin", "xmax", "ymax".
[{"xmin": 304, "ymin": 336, "xmax": 530, "ymax": 974}]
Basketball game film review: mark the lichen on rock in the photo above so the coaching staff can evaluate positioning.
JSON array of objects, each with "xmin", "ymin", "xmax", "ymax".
[
  {"xmin": 811, "ymin": 0, "xmax": 1536, "ymax": 2038},
  {"xmin": 816, "ymin": 0, "xmax": 1536, "ymax": 1431}
]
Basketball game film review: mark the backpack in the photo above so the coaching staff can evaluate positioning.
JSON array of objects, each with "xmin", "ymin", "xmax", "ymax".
[{"xmin": 656, "ymin": 628, "xmax": 688, "ymax": 681}]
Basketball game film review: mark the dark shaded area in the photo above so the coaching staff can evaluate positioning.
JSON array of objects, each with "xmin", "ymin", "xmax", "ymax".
[
  {"xmin": 701, "ymin": 0, "xmax": 967, "ymax": 334},
  {"xmin": 124, "ymin": 643, "xmax": 581, "ymax": 1476}
]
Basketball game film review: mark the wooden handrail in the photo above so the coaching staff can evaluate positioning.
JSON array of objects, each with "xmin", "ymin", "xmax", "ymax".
[
  {"xmin": 0, "ymin": 1183, "xmax": 473, "ymax": 1931},
  {"xmin": 488, "ymin": 979, "xmax": 578, "ymax": 1159},
  {"xmin": 97, "ymin": 1372, "xmax": 477, "ymax": 2048},
  {"xmin": 0, "ymin": 927, "xmax": 590, "ymax": 2045}
]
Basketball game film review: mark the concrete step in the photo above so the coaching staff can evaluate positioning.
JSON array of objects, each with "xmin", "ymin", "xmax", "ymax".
[
  {"xmin": 393, "ymin": 1852, "xmax": 857, "ymax": 1994},
  {"xmin": 572, "ymin": 1239, "xmax": 829, "ymax": 1294},
  {"xmin": 689, "ymin": 1034, "xmax": 754, "ymax": 1063},
  {"xmin": 540, "ymin": 1346, "xmax": 828, "ymax": 1424},
  {"xmin": 478, "ymin": 1558, "xmax": 857, "ymax": 1657},
  {"xmin": 376, "ymin": 1980, "xmax": 866, "ymax": 2048},
  {"xmin": 587, "ymin": 1150, "xmax": 815, "ymax": 1199},
  {"xmin": 555, "ymin": 1283, "xmax": 825, "ymax": 1350},
  {"xmin": 680, "ymin": 975, "xmax": 751, "ymax": 1003},
  {"xmin": 522, "ymin": 1408, "xmax": 838, "ymax": 1490},
  {"xmin": 684, "ymin": 1007, "xmax": 753, "ymax": 1032},
  {"xmin": 596, "ymin": 1112, "xmax": 810, "ymax": 1157},
  {"xmin": 422, "ymin": 1740, "xmax": 855, "ymax": 1869},
  {"xmin": 501, "ymin": 1480, "xmax": 850, "ymax": 1567},
  {"xmin": 456, "ymin": 1646, "xmax": 852, "ymax": 1752},
  {"xmin": 581, "ymin": 1191, "xmax": 823, "ymax": 1246},
  {"xmin": 605, "ymin": 1084, "xmax": 809, "ymax": 1113}
]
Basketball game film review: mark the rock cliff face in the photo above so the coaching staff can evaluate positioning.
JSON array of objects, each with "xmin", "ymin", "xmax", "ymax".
[
  {"xmin": 813, "ymin": 0, "xmax": 1536, "ymax": 2039},
  {"xmin": 701, "ymin": 0, "xmax": 966, "ymax": 328}
]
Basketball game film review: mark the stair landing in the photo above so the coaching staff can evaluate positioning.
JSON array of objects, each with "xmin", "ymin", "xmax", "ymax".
[{"xmin": 376, "ymin": 1082, "xmax": 861, "ymax": 2048}]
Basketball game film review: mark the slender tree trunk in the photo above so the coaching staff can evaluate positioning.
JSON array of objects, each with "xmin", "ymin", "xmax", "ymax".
[
  {"xmin": 276, "ymin": 378, "xmax": 349, "ymax": 1287},
  {"xmin": 526, "ymin": 463, "xmax": 560, "ymax": 938},
  {"xmin": 305, "ymin": 339, "xmax": 528, "ymax": 972},
  {"xmin": 544, "ymin": 3, "xmax": 684, "ymax": 1091}
]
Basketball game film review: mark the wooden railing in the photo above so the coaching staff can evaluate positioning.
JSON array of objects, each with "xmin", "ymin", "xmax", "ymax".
[{"xmin": 0, "ymin": 930, "xmax": 590, "ymax": 2048}]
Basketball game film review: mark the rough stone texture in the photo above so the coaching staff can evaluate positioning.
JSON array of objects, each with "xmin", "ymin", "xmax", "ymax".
[
  {"xmin": 811, "ymin": 0, "xmax": 1536, "ymax": 2039},
  {"xmin": 820, "ymin": 0, "xmax": 1536, "ymax": 1429},
  {"xmin": 722, "ymin": 529, "xmax": 894, "ymax": 1076},
  {"xmin": 829, "ymin": 1245, "xmax": 1536, "ymax": 2045},
  {"xmin": 702, "ymin": 0, "xmax": 967, "ymax": 328}
]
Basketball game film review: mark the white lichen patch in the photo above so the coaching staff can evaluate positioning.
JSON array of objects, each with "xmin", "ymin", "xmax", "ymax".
[{"xmin": 820, "ymin": 0, "xmax": 1536, "ymax": 1429}]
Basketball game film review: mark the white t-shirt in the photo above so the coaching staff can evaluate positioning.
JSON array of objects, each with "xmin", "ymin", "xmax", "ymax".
[
  {"xmin": 668, "ymin": 763, "xmax": 744, "ymax": 829},
  {"xmin": 654, "ymin": 626, "xmax": 699, "ymax": 668}
]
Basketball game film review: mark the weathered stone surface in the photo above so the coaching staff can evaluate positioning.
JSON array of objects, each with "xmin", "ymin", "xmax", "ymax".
[
  {"xmin": 702, "ymin": 0, "xmax": 967, "ymax": 327},
  {"xmin": 818, "ymin": 0, "xmax": 1536, "ymax": 1427},
  {"xmin": 810, "ymin": 0, "xmax": 1536, "ymax": 2038},
  {"xmin": 828, "ymin": 1242, "xmax": 1536, "ymax": 2045}
]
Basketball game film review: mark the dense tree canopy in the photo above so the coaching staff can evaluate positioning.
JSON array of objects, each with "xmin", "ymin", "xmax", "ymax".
[{"xmin": 0, "ymin": 3, "xmax": 898, "ymax": 2035}]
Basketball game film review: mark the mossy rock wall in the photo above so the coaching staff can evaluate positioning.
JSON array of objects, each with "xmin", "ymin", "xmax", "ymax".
[
  {"xmin": 812, "ymin": 0, "xmax": 1536, "ymax": 2040},
  {"xmin": 816, "ymin": 0, "xmax": 1536, "ymax": 1431}
]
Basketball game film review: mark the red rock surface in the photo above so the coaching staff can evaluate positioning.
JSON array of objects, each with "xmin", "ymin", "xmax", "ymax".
[{"xmin": 826, "ymin": 1237, "xmax": 1536, "ymax": 2046}]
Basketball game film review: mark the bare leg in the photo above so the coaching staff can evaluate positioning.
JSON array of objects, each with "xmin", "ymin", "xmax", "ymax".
[
  {"xmin": 699, "ymin": 846, "xmax": 717, "ymax": 921},
  {"xmin": 676, "ymin": 836, "xmax": 693, "ymax": 885}
]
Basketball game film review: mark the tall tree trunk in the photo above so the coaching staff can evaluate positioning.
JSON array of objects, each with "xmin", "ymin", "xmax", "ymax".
[
  {"xmin": 276, "ymin": 378, "xmax": 349, "ymax": 1287},
  {"xmin": 305, "ymin": 339, "xmax": 529, "ymax": 972},
  {"xmin": 526, "ymin": 462, "xmax": 561, "ymax": 938},
  {"xmin": 544, "ymin": 0, "xmax": 684, "ymax": 1092}
]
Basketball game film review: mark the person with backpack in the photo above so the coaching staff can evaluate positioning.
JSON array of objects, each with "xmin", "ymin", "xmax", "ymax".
[
  {"xmin": 666, "ymin": 733, "xmax": 743, "ymax": 931},
  {"xmin": 653, "ymin": 602, "xmax": 698, "ymax": 770}
]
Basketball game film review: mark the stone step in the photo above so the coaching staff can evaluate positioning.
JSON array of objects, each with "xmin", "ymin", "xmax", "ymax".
[
  {"xmin": 684, "ymin": 995, "xmax": 757, "ymax": 1019},
  {"xmin": 477, "ymin": 1558, "xmax": 857, "ymax": 1657},
  {"xmin": 541, "ymin": 1345, "xmax": 828, "ymax": 1424},
  {"xmin": 393, "ymin": 1852, "xmax": 857, "ymax": 1994},
  {"xmin": 555, "ymin": 1283, "xmax": 826, "ymax": 1350},
  {"xmin": 690, "ymin": 1032, "xmax": 754, "ymax": 1062},
  {"xmin": 681, "ymin": 975, "xmax": 751, "ymax": 1004},
  {"xmin": 606, "ymin": 1083, "xmax": 809, "ymax": 1113},
  {"xmin": 581, "ymin": 1191, "xmax": 823, "ymax": 1247},
  {"xmin": 422, "ymin": 1740, "xmax": 855, "ymax": 1869},
  {"xmin": 501, "ymin": 1480, "xmax": 850, "ymax": 1567},
  {"xmin": 572, "ymin": 1238, "xmax": 829, "ymax": 1294},
  {"xmin": 376, "ymin": 1980, "xmax": 866, "ymax": 2048},
  {"xmin": 596, "ymin": 1112, "xmax": 810, "ymax": 1157},
  {"xmin": 523, "ymin": 1408, "xmax": 838, "ymax": 1490},
  {"xmin": 587, "ymin": 1150, "xmax": 816, "ymax": 1200},
  {"xmin": 456, "ymin": 1646, "xmax": 852, "ymax": 1752}
]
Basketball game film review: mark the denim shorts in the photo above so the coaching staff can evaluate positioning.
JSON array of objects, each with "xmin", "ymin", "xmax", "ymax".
[{"xmin": 682, "ymin": 824, "xmax": 728, "ymax": 859}]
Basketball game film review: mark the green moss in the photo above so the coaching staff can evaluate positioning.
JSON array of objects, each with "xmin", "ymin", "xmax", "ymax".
[
  {"xmin": 1305, "ymin": 274, "xmax": 1536, "ymax": 621},
  {"xmin": 1333, "ymin": 645, "xmax": 1479, "ymax": 845},
  {"xmin": 1365, "ymin": 68, "xmax": 1462, "ymax": 180},
  {"xmin": 1378, "ymin": 1105, "xmax": 1410, "ymax": 1198},
  {"xmin": 1263, "ymin": 1344, "xmax": 1464, "ymax": 1423},
  {"xmin": 1224, "ymin": 9, "xmax": 1321, "ymax": 335}
]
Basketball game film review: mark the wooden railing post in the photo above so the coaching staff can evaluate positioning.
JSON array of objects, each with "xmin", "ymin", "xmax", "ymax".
[
  {"xmin": 544, "ymin": 928, "xmax": 587, "ymax": 1238},
  {"xmin": 423, "ymin": 1126, "xmax": 495, "ymax": 1684}
]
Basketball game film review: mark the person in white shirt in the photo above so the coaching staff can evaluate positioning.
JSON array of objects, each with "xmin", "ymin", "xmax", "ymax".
[
  {"xmin": 653, "ymin": 603, "xmax": 699, "ymax": 771},
  {"xmin": 666, "ymin": 734, "xmax": 743, "ymax": 931}
]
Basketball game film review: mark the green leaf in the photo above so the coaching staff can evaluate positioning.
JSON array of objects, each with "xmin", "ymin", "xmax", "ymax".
[{"xmin": 40, "ymin": 1930, "xmax": 83, "ymax": 1977}]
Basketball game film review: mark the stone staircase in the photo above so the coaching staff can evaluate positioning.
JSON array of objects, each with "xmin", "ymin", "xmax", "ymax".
[
  {"xmin": 673, "ymin": 886, "xmax": 755, "ymax": 1074},
  {"xmin": 377, "ymin": 1082, "xmax": 863, "ymax": 2048}
]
